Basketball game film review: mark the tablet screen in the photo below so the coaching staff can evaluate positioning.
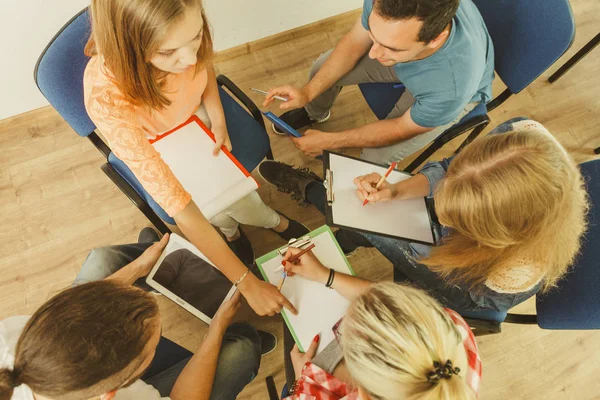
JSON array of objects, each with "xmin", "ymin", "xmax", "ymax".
[{"xmin": 152, "ymin": 247, "xmax": 232, "ymax": 318}]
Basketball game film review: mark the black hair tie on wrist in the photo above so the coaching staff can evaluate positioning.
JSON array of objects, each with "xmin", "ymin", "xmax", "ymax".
[
  {"xmin": 325, "ymin": 268, "xmax": 335, "ymax": 288},
  {"xmin": 427, "ymin": 360, "xmax": 460, "ymax": 385}
]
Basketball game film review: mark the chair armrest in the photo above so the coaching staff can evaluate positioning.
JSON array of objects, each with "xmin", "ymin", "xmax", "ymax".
[
  {"xmin": 437, "ymin": 115, "xmax": 490, "ymax": 147},
  {"xmin": 217, "ymin": 75, "xmax": 266, "ymax": 131}
]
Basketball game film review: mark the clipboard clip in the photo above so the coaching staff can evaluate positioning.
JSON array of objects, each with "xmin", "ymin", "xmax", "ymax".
[
  {"xmin": 324, "ymin": 168, "xmax": 334, "ymax": 206},
  {"xmin": 277, "ymin": 235, "xmax": 313, "ymax": 256}
]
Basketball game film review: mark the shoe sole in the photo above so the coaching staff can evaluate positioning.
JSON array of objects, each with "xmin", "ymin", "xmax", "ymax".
[{"xmin": 272, "ymin": 111, "xmax": 331, "ymax": 135}]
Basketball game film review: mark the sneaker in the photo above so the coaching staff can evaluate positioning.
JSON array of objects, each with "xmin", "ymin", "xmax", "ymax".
[
  {"xmin": 272, "ymin": 109, "xmax": 331, "ymax": 135},
  {"xmin": 271, "ymin": 212, "xmax": 310, "ymax": 242},
  {"xmin": 334, "ymin": 229, "xmax": 374, "ymax": 257},
  {"xmin": 258, "ymin": 330, "xmax": 277, "ymax": 356},
  {"xmin": 258, "ymin": 160, "xmax": 322, "ymax": 206},
  {"xmin": 138, "ymin": 227, "xmax": 161, "ymax": 243},
  {"xmin": 227, "ymin": 227, "xmax": 255, "ymax": 266}
]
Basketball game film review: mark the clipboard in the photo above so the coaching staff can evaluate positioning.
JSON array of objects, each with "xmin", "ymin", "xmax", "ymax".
[
  {"xmin": 147, "ymin": 115, "xmax": 259, "ymax": 220},
  {"xmin": 323, "ymin": 151, "xmax": 435, "ymax": 245},
  {"xmin": 255, "ymin": 225, "xmax": 355, "ymax": 354}
]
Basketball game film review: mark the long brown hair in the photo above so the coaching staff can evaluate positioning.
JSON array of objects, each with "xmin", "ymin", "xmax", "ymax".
[
  {"xmin": 85, "ymin": 0, "xmax": 213, "ymax": 110},
  {"xmin": 342, "ymin": 283, "xmax": 474, "ymax": 400},
  {"xmin": 421, "ymin": 127, "xmax": 589, "ymax": 291},
  {"xmin": 0, "ymin": 281, "xmax": 159, "ymax": 400}
]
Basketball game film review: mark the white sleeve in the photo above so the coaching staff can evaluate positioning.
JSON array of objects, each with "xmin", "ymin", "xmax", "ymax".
[{"xmin": 113, "ymin": 380, "xmax": 170, "ymax": 400}]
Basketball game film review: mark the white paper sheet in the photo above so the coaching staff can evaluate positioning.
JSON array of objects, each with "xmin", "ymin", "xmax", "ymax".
[
  {"xmin": 329, "ymin": 153, "xmax": 434, "ymax": 244},
  {"xmin": 152, "ymin": 119, "xmax": 258, "ymax": 219},
  {"xmin": 259, "ymin": 230, "xmax": 353, "ymax": 354}
]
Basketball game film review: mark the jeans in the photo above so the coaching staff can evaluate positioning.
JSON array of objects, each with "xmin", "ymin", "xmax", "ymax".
[
  {"xmin": 305, "ymin": 180, "xmax": 540, "ymax": 313},
  {"xmin": 304, "ymin": 49, "xmax": 477, "ymax": 164},
  {"xmin": 75, "ymin": 242, "xmax": 261, "ymax": 399}
]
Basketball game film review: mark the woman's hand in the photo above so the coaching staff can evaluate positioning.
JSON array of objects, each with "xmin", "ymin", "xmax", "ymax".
[
  {"xmin": 132, "ymin": 233, "xmax": 169, "ymax": 278},
  {"xmin": 353, "ymin": 173, "xmax": 397, "ymax": 203},
  {"xmin": 212, "ymin": 124, "xmax": 232, "ymax": 156},
  {"xmin": 291, "ymin": 334, "xmax": 320, "ymax": 379},
  {"xmin": 238, "ymin": 274, "xmax": 298, "ymax": 316},
  {"xmin": 210, "ymin": 290, "xmax": 242, "ymax": 334},
  {"xmin": 282, "ymin": 248, "xmax": 329, "ymax": 283}
]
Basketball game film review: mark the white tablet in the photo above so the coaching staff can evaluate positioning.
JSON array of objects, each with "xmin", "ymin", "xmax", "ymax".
[{"xmin": 146, "ymin": 233, "xmax": 236, "ymax": 325}]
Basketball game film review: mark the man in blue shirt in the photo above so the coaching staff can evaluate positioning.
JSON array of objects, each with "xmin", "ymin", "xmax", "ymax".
[{"xmin": 264, "ymin": 0, "xmax": 494, "ymax": 163}]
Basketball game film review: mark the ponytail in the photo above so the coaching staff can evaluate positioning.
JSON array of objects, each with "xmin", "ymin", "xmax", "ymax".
[{"xmin": 0, "ymin": 368, "xmax": 20, "ymax": 400}]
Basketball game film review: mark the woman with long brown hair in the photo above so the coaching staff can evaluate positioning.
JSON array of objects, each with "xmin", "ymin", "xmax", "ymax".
[
  {"xmin": 83, "ymin": 0, "xmax": 305, "ymax": 317},
  {"xmin": 259, "ymin": 118, "xmax": 589, "ymax": 312}
]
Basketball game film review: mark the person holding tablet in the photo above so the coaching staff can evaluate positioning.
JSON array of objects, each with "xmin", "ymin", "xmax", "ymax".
[
  {"xmin": 280, "ymin": 247, "xmax": 481, "ymax": 400},
  {"xmin": 83, "ymin": 0, "xmax": 305, "ymax": 316},
  {"xmin": 0, "ymin": 234, "xmax": 264, "ymax": 400},
  {"xmin": 259, "ymin": 118, "xmax": 590, "ymax": 313}
]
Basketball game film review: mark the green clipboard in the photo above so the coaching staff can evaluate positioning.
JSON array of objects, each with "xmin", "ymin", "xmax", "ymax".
[{"xmin": 256, "ymin": 225, "xmax": 356, "ymax": 352}]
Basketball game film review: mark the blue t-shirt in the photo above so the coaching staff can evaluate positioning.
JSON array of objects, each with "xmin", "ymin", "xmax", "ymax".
[{"xmin": 361, "ymin": 0, "xmax": 495, "ymax": 127}]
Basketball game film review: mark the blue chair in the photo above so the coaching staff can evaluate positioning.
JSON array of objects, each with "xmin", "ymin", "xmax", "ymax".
[
  {"xmin": 35, "ymin": 8, "xmax": 273, "ymax": 233},
  {"xmin": 358, "ymin": 0, "xmax": 576, "ymax": 173},
  {"xmin": 458, "ymin": 159, "xmax": 600, "ymax": 335}
]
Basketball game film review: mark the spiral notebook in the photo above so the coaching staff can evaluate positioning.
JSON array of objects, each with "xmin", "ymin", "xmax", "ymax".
[{"xmin": 149, "ymin": 115, "xmax": 258, "ymax": 219}]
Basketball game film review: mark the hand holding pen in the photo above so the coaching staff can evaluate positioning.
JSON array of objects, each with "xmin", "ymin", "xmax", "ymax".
[
  {"xmin": 277, "ymin": 246, "xmax": 329, "ymax": 289},
  {"xmin": 354, "ymin": 162, "xmax": 398, "ymax": 205}
]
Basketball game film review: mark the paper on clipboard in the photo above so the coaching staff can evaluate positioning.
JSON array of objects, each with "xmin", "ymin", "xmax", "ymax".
[
  {"xmin": 325, "ymin": 152, "xmax": 434, "ymax": 244},
  {"xmin": 256, "ymin": 226, "xmax": 355, "ymax": 354},
  {"xmin": 149, "ymin": 115, "xmax": 258, "ymax": 219}
]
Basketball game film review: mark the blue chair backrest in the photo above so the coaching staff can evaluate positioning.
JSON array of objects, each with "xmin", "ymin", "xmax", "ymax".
[
  {"xmin": 472, "ymin": 0, "xmax": 575, "ymax": 94},
  {"xmin": 536, "ymin": 159, "xmax": 600, "ymax": 329},
  {"xmin": 35, "ymin": 8, "xmax": 95, "ymax": 137}
]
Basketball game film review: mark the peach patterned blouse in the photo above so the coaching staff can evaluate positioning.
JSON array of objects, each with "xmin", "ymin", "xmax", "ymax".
[{"xmin": 83, "ymin": 56, "xmax": 208, "ymax": 217}]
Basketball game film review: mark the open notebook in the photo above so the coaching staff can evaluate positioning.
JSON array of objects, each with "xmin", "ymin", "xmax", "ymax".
[
  {"xmin": 256, "ymin": 225, "xmax": 355, "ymax": 354},
  {"xmin": 323, "ymin": 151, "xmax": 435, "ymax": 244},
  {"xmin": 149, "ymin": 115, "xmax": 258, "ymax": 220}
]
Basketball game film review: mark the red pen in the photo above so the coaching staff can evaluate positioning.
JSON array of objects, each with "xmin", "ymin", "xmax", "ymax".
[{"xmin": 362, "ymin": 162, "xmax": 397, "ymax": 206}]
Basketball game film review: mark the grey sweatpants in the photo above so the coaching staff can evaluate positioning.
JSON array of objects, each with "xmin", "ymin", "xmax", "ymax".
[{"xmin": 305, "ymin": 49, "xmax": 477, "ymax": 164}]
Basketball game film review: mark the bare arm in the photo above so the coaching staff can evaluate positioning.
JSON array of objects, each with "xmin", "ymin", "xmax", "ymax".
[
  {"xmin": 174, "ymin": 201, "xmax": 297, "ymax": 316},
  {"xmin": 264, "ymin": 19, "xmax": 372, "ymax": 109},
  {"xmin": 283, "ymin": 249, "xmax": 374, "ymax": 302},
  {"xmin": 170, "ymin": 291, "xmax": 243, "ymax": 400}
]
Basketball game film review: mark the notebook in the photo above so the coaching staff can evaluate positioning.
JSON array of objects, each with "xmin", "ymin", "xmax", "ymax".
[
  {"xmin": 323, "ymin": 151, "xmax": 435, "ymax": 244},
  {"xmin": 255, "ymin": 225, "xmax": 355, "ymax": 354},
  {"xmin": 149, "ymin": 115, "xmax": 258, "ymax": 219}
]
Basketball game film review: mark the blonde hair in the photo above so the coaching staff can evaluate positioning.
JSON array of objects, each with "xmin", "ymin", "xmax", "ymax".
[
  {"xmin": 85, "ymin": 0, "xmax": 213, "ymax": 110},
  {"xmin": 420, "ymin": 127, "xmax": 589, "ymax": 292},
  {"xmin": 342, "ymin": 282, "xmax": 474, "ymax": 400}
]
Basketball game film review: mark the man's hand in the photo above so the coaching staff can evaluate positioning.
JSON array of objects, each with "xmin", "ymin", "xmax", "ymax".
[
  {"xmin": 210, "ymin": 290, "xmax": 242, "ymax": 334},
  {"xmin": 132, "ymin": 233, "xmax": 169, "ymax": 278},
  {"xmin": 263, "ymin": 85, "xmax": 310, "ymax": 110},
  {"xmin": 238, "ymin": 274, "xmax": 298, "ymax": 316},
  {"xmin": 291, "ymin": 334, "xmax": 320, "ymax": 379},
  {"xmin": 291, "ymin": 129, "xmax": 336, "ymax": 157},
  {"xmin": 282, "ymin": 248, "xmax": 329, "ymax": 283},
  {"xmin": 353, "ymin": 173, "xmax": 397, "ymax": 203},
  {"xmin": 212, "ymin": 124, "xmax": 232, "ymax": 156}
]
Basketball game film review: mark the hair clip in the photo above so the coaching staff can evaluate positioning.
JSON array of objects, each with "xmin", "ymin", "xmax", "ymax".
[{"xmin": 427, "ymin": 360, "xmax": 461, "ymax": 384}]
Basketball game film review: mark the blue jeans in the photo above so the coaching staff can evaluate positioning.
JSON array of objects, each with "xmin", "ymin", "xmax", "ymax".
[{"xmin": 75, "ymin": 242, "xmax": 261, "ymax": 399}]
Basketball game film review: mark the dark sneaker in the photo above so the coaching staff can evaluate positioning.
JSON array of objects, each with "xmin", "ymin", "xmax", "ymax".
[
  {"xmin": 138, "ymin": 227, "xmax": 161, "ymax": 243},
  {"xmin": 258, "ymin": 161, "xmax": 321, "ymax": 206},
  {"xmin": 272, "ymin": 212, "xmax": 310, "ymax": 241},
  {"xmin": 258, "ymin": 330, "xmax": 277, "ymax": 356},
  {"xmin": 227, "ymin": 227, "xmax": 255, "ymax": 266},
  {"xmin": 272, "ymin": 108, "xmax": 331, "ymax": 135},
  {"xmin": 334, "ymin": 229, "xmax": 374, "ymax": 257}
]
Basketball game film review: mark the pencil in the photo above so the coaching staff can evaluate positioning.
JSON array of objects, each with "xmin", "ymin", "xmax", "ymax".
[
  {"xmin": 362, "ymin": 162, "xmax": 397, "ymax": 206},
  {"xmin": 250, "ymin": 88, "xmax": 289, "ymax": 102},
  {"xmin": 276, "ymin": 243, "xmax": 317, "ymax": 291}
]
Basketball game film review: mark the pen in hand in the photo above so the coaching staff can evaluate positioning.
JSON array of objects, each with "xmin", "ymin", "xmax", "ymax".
[
  {"xmin": 363, "ymin": 162, "xmax": 397, "ymax": 206},
  {"xmin": 250, "ymin": 88, "xmax": 289, "ymax": 102}
]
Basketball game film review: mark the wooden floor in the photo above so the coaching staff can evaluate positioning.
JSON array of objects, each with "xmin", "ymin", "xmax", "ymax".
[{"xmin": 1, "ymin": 1, "xmax": 599, "ymax": 398}]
